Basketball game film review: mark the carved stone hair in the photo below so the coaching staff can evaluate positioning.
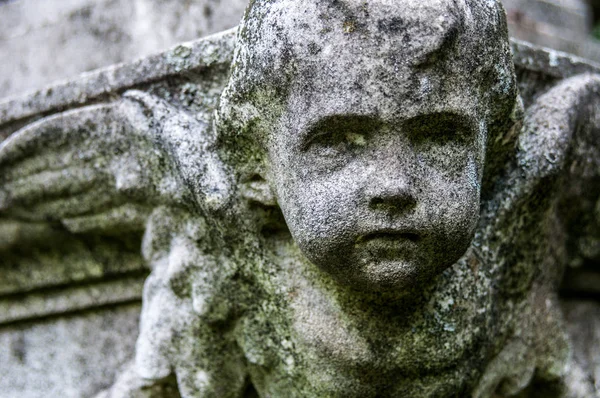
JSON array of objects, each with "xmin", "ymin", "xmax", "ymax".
[{"xmin": 216, "ymin": 0, "xmax": 519, "ymax": 188}]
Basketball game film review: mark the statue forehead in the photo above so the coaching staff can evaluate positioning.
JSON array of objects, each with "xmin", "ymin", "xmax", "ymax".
[
  {"xmin": 250, "ymin": 0, "xmax": 478, "ymax": 126},
  {"xmin": 248, "ymin": 0, "xmax": 475, "ymax": 103},
  {"xmin": 262, "ymin": 0, "xmax": 462, "ymax": 24},
  {"xmin": 252, "ymin": 0, "xmax": 466, "ymax": 64}
]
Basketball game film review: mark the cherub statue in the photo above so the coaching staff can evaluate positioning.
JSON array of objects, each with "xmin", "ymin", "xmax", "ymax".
[{"xmin": 1, "ymin": 0, "xmax": 599, "ymax": 397}]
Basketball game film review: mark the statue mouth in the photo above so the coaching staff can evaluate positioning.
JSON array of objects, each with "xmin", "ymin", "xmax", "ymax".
[{"xmin": 356, "ymin": 230, "xmax": 421, "ymax": 244}]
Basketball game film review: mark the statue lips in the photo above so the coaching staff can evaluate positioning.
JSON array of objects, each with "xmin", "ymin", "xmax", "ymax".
[{"xmin": 355, "ymin": 228, "xmax": 421, "ymax": 260}]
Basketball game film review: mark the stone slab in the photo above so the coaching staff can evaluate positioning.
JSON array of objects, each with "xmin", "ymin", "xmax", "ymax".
[{"xmin": 0, "ymin": 303, "xmax": 141, "ymax": 398}]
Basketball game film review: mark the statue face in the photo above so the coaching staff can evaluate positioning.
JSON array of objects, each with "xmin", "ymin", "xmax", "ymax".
[
  {"xmin": 265, "ymin": 5, "xmax": 487, "ymax": 291},
  {"xmin": 269, "ymin": 95, "xmax": 484, "ymax": 292}
]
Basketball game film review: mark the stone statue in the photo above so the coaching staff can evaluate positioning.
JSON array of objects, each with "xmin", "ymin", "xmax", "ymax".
[{"xmin": 1, "ymin": 0, "xmax": 599, "ymax": 397}]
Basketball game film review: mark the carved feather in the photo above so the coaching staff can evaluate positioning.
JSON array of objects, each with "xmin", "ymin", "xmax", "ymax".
[{"xmin": 0, "ymin": 91, "xmax": 231, "ymax": 239}]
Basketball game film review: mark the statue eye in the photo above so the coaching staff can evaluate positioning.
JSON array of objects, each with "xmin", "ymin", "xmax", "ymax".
[
  {"xmin": 427, "ymin": 125, "xmax": 461, "ymax": 145},
  {"xmin": 302, "ymin": 115, "xmax": 378, "ymax": 154},
  {"xmin": 405, "ymin": 113, "xmax": 474, "ymax": 145},
  {"xmin": 307, "ymin": 129, "xmax": 368, "ymax": 156}
]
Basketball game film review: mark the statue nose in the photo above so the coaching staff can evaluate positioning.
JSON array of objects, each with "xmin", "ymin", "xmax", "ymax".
[
  {"xmin": 367, "ymin": 174, "xmax": 417, "ymax": 212},
  {"xmin": 363, "ymin": 133, "xmax": 419, "ymax": 213}
]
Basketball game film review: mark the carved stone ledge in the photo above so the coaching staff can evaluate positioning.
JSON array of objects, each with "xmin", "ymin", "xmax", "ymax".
[
  {"xmin": 0, "ymin": 273, "xmax": 146, "ymax": 326},
  {"xmin": 0, "ymin": 27, "xmax": 237, "ymax": 138},
  {"xmin": 511, "ymin": 39, "xmax": 600, "ymax": 78}
]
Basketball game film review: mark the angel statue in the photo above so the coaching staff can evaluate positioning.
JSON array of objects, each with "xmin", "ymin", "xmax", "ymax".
[{"xmin": 1, "ymin": 0, "xmax": 599, "ymax": 397}]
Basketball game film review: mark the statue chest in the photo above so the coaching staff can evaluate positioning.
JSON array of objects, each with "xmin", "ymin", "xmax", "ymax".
[
  {"xmin": 240, "ymin": 281, "xmax": 477, "ymax": 397},
  {"xmin": 236, "ymin": 242, "xmax": 487, "ymax": 395}
]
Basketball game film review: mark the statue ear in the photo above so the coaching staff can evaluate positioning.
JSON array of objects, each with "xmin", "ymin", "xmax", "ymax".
[{"xmin": 240, "ymin": 174, "xmax": 278, "ymax": 207}]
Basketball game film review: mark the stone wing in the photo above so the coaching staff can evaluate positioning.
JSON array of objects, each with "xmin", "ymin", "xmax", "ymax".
[
  {"xmin": 518, "ymin": 74, "xmax": 600, "ymax": 187},
  {"xmin": 0, "ymin": 90, "xmax": 231, "ymax": 243},
  {"xmin": 518, "ymin": 74, "xmax": 600, "ymax": 270},
  {"xmin": 0, "ymin": 90, "xmax": 241, "ymax": 397}
]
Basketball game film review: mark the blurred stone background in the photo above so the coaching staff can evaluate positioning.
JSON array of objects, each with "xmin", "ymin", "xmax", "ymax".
[
  {"xmin": 0, "ymin": 0, "xmax": 600, "ymax": 100},
  {"xmin": 504, "ymin": 0, "xmax": 600, "ymax": 60},
  {"xmin": 0, "ymin": 0, "xmax": 247, "ymax": 99}
]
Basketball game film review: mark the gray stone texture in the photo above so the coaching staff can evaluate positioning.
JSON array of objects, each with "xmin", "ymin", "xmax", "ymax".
[
  {"xmin": 0, "ymin": 1, "xmax": 600, "ymax": 397},
  {"xmin": 503, "ymin": 0, "xmax": 600, "ymax": 61},
  {"xmin": 0, "ymin": 0, "xmax": 247, "ymax": 99},
  {"xmin": 1, "ymin": 0, "xmax": 599, "ymax": 103},
  {"xmin": 0, "ymin": 303, "xmax": 141, "ymax": 398}
]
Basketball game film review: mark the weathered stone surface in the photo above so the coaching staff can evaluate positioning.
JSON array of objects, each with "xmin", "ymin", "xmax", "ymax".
[
  {"xmin": 2, "ymin": 0, "xmax": 598, "ymax": 104},
  {"xmin": 0, "ymin": 28, "xmax": 237, "ymax": 135},
  {"xmin": 0, "ymin": 0, "xmax": 247, "ymax": 99},
  {"xmin": 0, "ymin": 1, "xmax": 599, "ymax": 397},
  {"xmin": 0, "ymin": 303, "xmax": 141, "ymax": 398},
  {"xmin": 562, "ymin": 300, "xmax": 600, "ymax": 396},
  {"xmin": 503, "ymin": 0, "xmax": 600, "ymax": 61}
]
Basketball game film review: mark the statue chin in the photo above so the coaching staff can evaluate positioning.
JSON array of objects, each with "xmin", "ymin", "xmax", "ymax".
[
  {"xmin": 294, "ymin": 226, "xmax": 476, "ymax": 294},
  {"xmin": 354, "ymin": 258, "xmax": 447, "ymax": 293},
  {"xmin": 310, "ymin": 256, "xmax": 449, "ymax": 294}
]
